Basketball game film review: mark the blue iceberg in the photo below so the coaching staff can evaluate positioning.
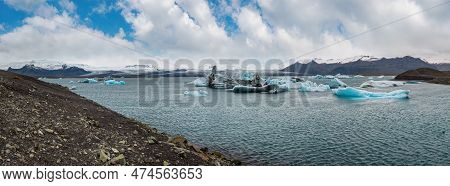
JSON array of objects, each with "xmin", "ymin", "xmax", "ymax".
[
  {"xmin": 328, "ymin": 78, "xmax": 347, "ymax": 89},
  {"xmin": 78, "ymin": 78, "xmax": 98, "ymax": 83},
  {"xmin": 240, "ymin": 71, "xmax": 254, "ymax": 81},
  {"xmin": 298, "ymin": 81, "xmax": 330, "ymax": 92},
  {"xmin": 104, "ymin": 80, "xmax": 126, "ymax": 85},
  {"xmin": 332, "ymin": 87, "xmax": 410, "ymax": 99},
  {"xmin": 184, "ymin": 90, "xmax": 208, "ymax": 97}
]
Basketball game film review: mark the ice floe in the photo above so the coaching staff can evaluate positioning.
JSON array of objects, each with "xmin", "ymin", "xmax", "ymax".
[
  {"xmin": 298, "ymin": 81, "xmax": 330, "ymax": 92},
  {"xmin": 335, "ymin": 74, "xmax": 351, "ymax": 79},
  {"xmin": 184, "ymin": 90, "xmax": 208, "ymax": 97},
  {"xmin": 360, "ymin": 80, "xmax": 404, "ymax": 88},
  {"xmin": 313, "ymin": 75, "xmax": 324, "ymax": 79},
  {"xmin": 78, "ymin": 78, "xmax": 98, "ymax": 83},
  {"xmin": 187, "ymin": 78, "xmax": 207, "ymax": 87},
  {"xmin": 332, "ymin": 87, "xmax": 410, "ymax": 99},
  {"xmin": 104, "ymin": 80, "xmax": 126, "ymax": 85},
  {"xmin": 328, "ymin": 78, "xmax": 347, "ymax": 89}
]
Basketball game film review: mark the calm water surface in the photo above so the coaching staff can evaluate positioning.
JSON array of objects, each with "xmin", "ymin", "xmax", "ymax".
[{"xmin": 46, "ymin": 77, "xmax": 450, "ymax": 165}]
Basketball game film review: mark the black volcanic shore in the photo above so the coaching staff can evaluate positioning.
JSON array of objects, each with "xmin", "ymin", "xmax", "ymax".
[
  {"xmin": 0, "ymin": 70, "xmax": 238, "ymax": 166},
  {"xmin": 395, "ymin": 68, "xmax": 450, "ymax": 85}
]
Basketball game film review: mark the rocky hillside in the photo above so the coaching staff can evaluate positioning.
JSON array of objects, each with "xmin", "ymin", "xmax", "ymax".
[
  {"xmin": 281, "ymin": 56, "xmax": 438, "ymax": 75},
  {"xmin": 7, "ymin": 64, "xmax": 91, "ymax": 78},
  {"xmin": 395, "ymin": 68, "xmax": 450, "ymax": 85},
  {"xmin": 0, "ymin": 70, "xmax": 237, "ymax": 166}
]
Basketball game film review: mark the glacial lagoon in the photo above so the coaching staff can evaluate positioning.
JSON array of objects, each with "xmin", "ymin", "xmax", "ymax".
[{"xmin": 46, "ymin": 77, "xmax": 450, "ymax": 165}]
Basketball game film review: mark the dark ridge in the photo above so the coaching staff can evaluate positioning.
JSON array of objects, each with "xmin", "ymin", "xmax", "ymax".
[
  {"xmin": 395, "ymin": 68, "xmax": 450, "ymax": 85},
  {"xmin": 7, "ymin": 64, "xmax": 91, "ymax": 78},
  {"xmin": 281, "ymin": 56, "xmax": 437, "ymax": 75}
]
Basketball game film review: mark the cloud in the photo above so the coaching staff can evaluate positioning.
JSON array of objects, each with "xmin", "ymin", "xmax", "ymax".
[
  {"xmin": 1, "ymin": 0, "xmax": 450, "ymax": 68},
  {"xmin": 0, "ymin": 13, "xmax": 140, "ymax": 67},
  {"xmin": 4, "ymin": 0, "xmax": 57, "ymax": 17},
  {"xmin": 58, "ymin": 0, "xmax": 76, "ymax": 14},
  {"xmin": 0, "ymin": 24, "xmax": 4, "ymax": 31}
]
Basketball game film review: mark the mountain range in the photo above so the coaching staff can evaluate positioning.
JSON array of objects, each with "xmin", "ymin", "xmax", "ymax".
[
  {"xmin": 281, "ymin": 56, "xmax": 450, "ymax": 75},
  {"xmin": 4, "ymin": 56, "xmax": 450, "ymax": 78}
]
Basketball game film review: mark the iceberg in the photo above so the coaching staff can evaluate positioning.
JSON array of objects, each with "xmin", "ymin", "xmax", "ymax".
[
  {"xmin": 324, "ymin": 75, "xmax": 335, "ymax": 79},
  {"xmin": 104, "ymin": 80, "xmax": 126, "ymax": 85},
  {"xmin": 240, "ymin": 71, "xmax": 254, "ymax": 81},
  {"xmin": 354, "ymin": 75, "xmax": 364, "ymax": 78},
  {"xmin": 78, "ymin": 78, "xmax": 98, "ymax": 83},
  {"xmin": 335, "ymin": 74, "xmax": 352, "ymax": 79},
  {"xmin": 313, "ymin": 75, "xmax": 324, "ymax": 79},
  {"xmin": 183, "ymin": 90, "xmax": 208, "ymax": 97},
  {"xmin": 377, "ymin": 75, "xmax": 385, "ymax": 79},
  {"xmin": 360, "ymin": 80, "xmax": 404, "ymax": 88},
  {"xmin": 232, "ymin": 84, "xmax": 287, "ymax": 94},
  {"xmin": 298, "ymin": 81, "xmax": 331, "ymax": 92},
  {"xmin": 69, "ymin": 80, "xmax": 75, "ymax": 84},
  {"xmin": 69, "ymin": 86, "xmax": 77, "ymax": 90},
  {"xmin": 328, "ymin": 78, "xmax": 347, "ymax": 89},
  {"xmin": 332, "ymin": 87, "xmax": 410, "ymax": 99},
  {"xmin": 265, "ymin": 77, "xmax": 292, "ymax": 89},
  {"xmin": 187, "ymin": 78, "xmax": 207, "ymax": 87}
]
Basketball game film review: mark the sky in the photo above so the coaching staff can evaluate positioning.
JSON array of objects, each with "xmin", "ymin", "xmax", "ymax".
[{"xmin": 0, "ymin": 0, "xmax": 450, "ymax": 68}]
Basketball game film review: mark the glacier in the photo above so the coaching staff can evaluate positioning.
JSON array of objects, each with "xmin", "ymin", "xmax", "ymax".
[
  {"xmin": 184, "ymin": 90, "xmax": 208, "ymax": 97},
  {"xmin": 298, "ymin": 81, "xmax": 330, "ymax": 92},
  {"xmin": 104, "ymin": 80, "xmax": 126, "ymax": 85},
  {"xmin": 332, "ymin": 87, "xmax": 410, "ymax": 99},
  {"xmin": 360, "ymin": 80, "xmax": 404, "ymax": 88}
]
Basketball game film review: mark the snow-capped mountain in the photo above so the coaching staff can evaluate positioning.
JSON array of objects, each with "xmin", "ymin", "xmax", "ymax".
[
  {"xmin": 294, "ymin": 55, "xmax": 381, "ymax": 64},
  {"xmin": 0, "ymin": 60, "xmax": 94, "ymax": 71},
  {"xmin": 282, "ymin": 56, "xmax": 437, "ymax": 75}
]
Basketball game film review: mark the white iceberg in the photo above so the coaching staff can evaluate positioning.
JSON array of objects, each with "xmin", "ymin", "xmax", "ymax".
[
  {"xmin": 69, "ymin": 81, "xmax": 75, "ymax": 84},
  {"xmin": 104, "ymin": 80, "xmax": 126, "ymax": 85},
  {"xmin": 78, "ymin": 78, "xmax": 98, "ymax": 83},
  {"xmin": 184, "ymin": 90, "xmax": 208, "ymax": 97},
  {"xmin": 69, "ymin": 86, "xmax": 77, "ymax": 90},
  {"xmin": 187, "ymin": 78, "xmax": 207, "ymax": 87},
  {"xmin": 328, "ymin": 78, "xmax": 347, "ymax": 89},
  {"xmin": 354, "ymin": 75, "xmax": 365, "ymax": 78},
  {"xmin": 335, "ymin": 74, "xmax": 352, "ymax": 79},
  {"xmin": 377, "ymin": 75, "xmax": 385, "ymax": 79},
  {"xmin": 324, "ymin": 75, "xmax": 335, "ymax": 79},
  {"xmin": 265, "ymin": 77, "xmax": 292, "ymax": 89},
  {"xmin": 313, "ymin": 75, "xmax": 324, "ymax": 79},
  {"xmin": 360, "ymin": 80, "xmax": 404, "ymax": 88},
  {"xmin": 332, "ymin": 87, "xmax": 409, "ymax": 99},
  {"xmin": 298, "ymin": 81, "xmax": 331, "ymax": 92}
]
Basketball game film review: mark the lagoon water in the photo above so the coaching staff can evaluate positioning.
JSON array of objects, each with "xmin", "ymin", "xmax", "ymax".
[{"xmin": 46, "ymin": 77, "xmax": 450, "ymax": 165}]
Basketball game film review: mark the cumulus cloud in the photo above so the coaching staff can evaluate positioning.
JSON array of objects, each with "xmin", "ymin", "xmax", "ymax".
[
  {"xmin": 1, "ymin": 0, "xmax": 450, "ymax": 68},
  {"xmin": 58, "ymin": 0, "xmax": 76, "ymax": 14},
  {"xmin": 4, "ymin": 0, "xmax": 57, "ymax": 17},
  {"xmin": 0, "ymin": 13, "xmax": 140, "ymax": 67}
]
